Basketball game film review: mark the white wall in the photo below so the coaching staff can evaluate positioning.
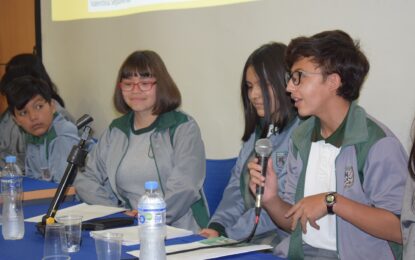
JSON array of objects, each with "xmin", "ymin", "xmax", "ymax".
[{"xmin": 41, "ymin": 0, "xmax": 415, "ymax": 158}]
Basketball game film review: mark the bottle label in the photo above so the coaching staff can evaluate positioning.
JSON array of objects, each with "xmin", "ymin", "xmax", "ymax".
[
  {"xmin": 1, "ymin": 177, "xmax": 22, "ymax": 193},
  {"xmin": 138, "ymin": 207, "xmax": 166, "ymax": 225}
]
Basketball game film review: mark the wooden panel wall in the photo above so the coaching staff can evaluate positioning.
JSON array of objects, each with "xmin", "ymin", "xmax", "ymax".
[{"xmin": 0, "ymin": 0, "xmax": 36, "ymax": 78}]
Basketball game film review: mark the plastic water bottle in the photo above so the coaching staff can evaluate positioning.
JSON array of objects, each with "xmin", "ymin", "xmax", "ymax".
[
  {"xmin": 0, "ymin": 163, "xmax": 2, "ymax": 224},
  {"xmin": 0, "ymin": 165, "xmax": 2, "ymax": 225},
  {"xmin": 138, "ymin": 181, "xmax": 166, "ymax": 260},
  {"xmin": 1, "ymin": 155, "xmax": 24, "ymax": 240}
]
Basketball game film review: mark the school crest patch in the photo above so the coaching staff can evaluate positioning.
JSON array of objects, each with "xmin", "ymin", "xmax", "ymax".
[
  {"xmin": 274, "ymin": 152, "xmax": 288, "ymax": 175},
  {"xmin": 344, "ymin": 166, "xmax": 354, "ymax": 188}
]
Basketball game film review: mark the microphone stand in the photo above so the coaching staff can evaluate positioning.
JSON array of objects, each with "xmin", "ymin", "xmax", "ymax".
[{"xmin": 36, "ymin": 115, "xmax": 93, "ymax": 235}]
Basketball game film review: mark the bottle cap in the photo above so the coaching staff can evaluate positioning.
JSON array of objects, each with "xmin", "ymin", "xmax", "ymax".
[
  {"xmin": 145, "ymin": 181, "xmax": 158, "ymax": 190},
  {"xmin": 5, "ymin": 156, "xmax": 16, "ymax": 163}
]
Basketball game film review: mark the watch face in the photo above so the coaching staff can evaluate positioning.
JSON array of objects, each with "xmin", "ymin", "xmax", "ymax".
[{"xmin": 326, "ymin": 194, "xmax": 336, "ymax": 205}]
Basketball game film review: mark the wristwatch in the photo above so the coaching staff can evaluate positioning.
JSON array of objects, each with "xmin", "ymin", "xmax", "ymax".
[{"xmin": 325, "ymin": 192, "xmax": 337, "ymax": 215}]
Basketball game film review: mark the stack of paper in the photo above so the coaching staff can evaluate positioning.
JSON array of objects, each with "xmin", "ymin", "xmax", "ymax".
[
  {"xmin": 25, "ymin": 203, "xmax": 126, "ymax": 222},
  {"xmin": 90, "ymin": 225, "xmax": 193, "ymax": 246},
  {"xmin": 127, "ymin": 237, "xmax": 272, "ymax": 259}
]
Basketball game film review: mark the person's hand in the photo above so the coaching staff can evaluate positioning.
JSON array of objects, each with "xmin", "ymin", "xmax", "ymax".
[
  {"xmin": 124, "ymin": 210, "xmax": 138, "ymax": 217},
  {"xmin": 248, "ymin": 158, "xmax": 278, "ymax": 204},
  {"xmin": 199, "ymin": 228, "xmax": 219, "ymax": 238},
  {"xmin": 285, "ymin": 193, "xmax": 327, "ymax": 233}
]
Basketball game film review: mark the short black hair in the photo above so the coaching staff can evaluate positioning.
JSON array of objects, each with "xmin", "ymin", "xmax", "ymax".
[
  {"xmin": 6, "ymin": 76, "xmax": 53, "ymax": 115},
  {"xmin": 0, "ymin": 53, "xmax": 65, "ymax": 107},
  {"xmin": 285, "ymin": 30, "xmax": 370, "ymax": 101}
]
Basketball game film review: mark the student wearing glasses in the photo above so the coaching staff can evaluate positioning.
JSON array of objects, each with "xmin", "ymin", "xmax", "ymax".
[
  {"xmin": 74, "ymin": 50, "xmax": 209, "ymax": 233},
  {"xmin": 249, "ymin": 30, "xmax": 408, "ymax": 259},
  {"xmin": 199, "ymin": 42, "xmax": 299, "ymax": 245}
]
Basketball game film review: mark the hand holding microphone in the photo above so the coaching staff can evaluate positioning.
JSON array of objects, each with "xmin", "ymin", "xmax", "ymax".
[{"xmin": 254, "ymin": 138, "xmax": 273, "ymax": 216}]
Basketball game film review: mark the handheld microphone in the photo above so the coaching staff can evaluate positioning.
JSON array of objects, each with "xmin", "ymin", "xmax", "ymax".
[{"xmin": 254, "ymin": 138, "xmax": 272, "ymax": 216}]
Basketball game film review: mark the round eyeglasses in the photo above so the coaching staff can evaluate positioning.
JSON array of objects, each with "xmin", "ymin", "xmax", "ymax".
[{"xmin": 285, "ymin": 70, "xmax": 323, "ymax": 87}]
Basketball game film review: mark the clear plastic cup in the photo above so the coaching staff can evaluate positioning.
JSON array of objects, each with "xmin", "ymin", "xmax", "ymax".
[
  {"xmin": 55, "ymin": 215, "xmax": 83, "ymax": 253},
  {"xmin": 43, "ymin": 223, "xmax": 69, "ymax": 258},
  {"xmin": 93, "ymin": 232, "xmax": 123, "ymax": 260}
]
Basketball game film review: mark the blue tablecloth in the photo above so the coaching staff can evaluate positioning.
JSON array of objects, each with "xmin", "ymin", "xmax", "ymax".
[
  {"xmin": 1, "ymin": 199, "xmax": 283, "ymax": 259},
  {"xmin": 22, "ymin": 177, "xmax": 59, "ymax": 192}
]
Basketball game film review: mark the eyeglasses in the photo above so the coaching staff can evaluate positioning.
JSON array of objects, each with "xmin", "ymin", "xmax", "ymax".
[
  {"xmin": 119, "ymin": 77, "xmax": 157, "ymax": 92},
  {"xmin": 285, "ymin": 70, "xmax": 323, "ymax": 87}
]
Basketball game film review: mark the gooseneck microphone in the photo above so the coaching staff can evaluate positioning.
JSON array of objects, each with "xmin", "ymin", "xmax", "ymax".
[
  {"xmin": 76, "ymin": 114, "xmax": 93, "ymax": 129},
  {"xmin": 254, "ymin": 138, "xmax": 273, "ymax": 216},
  {"xmin": 36, "ymin": 114, "xmax": 94, "ymax": 235}
]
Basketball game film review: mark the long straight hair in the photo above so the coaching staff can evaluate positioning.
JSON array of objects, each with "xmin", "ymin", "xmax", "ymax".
[
  {"xmin": 241, "ymin": 42, "xmax": 296, "ymax": 141},
  {"xmin": 410, "ymin": 119, "xmax": 415, "ymax": 180}
]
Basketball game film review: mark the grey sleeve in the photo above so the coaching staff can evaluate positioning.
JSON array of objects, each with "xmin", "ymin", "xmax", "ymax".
[
  {"xmin": 74, "ymin": 128, "xmax": 119, "ymax": 207},
  {"xmin": 210, "ymin": 149, "xmax": 285, "ymax": 240},
  {"xmin": 163, "ymin": 119, "xmax": 206, "ymax": 224},
  {"xmin": 0, "ymin": 123, "xmax": 26, "ymax": 171},
  {"xmin": 363, "ymin": 136, "xmax": 408, "ymax": 214},
  {"xmin": 228, "ymin": 208, "xmax": 281, "ymax": 240},
  {"xmin": 210, "ymin": 161, "xmax": 278, "ymax": 239},
  {"xmin": 282, "ymin": 140, "xmax": 300, "ymax": 205}
]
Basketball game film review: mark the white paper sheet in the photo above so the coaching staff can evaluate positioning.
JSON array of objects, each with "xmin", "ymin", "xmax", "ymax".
[
  {"xmin": 25, "ymin": 203, "xmax": 127, "ymax": 222},
  {"xmin": 90, "ymin": 225, "xmax": 193, "ymax": 246},
  {"xmin": 127, "ymin": 237, "xmax": 272, "ymax": 259}
]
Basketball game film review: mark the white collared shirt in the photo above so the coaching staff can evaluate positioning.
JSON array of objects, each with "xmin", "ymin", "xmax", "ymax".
[{"xmin": 303, "ymin": 140, "xmax": 340, "ymax": 251}]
